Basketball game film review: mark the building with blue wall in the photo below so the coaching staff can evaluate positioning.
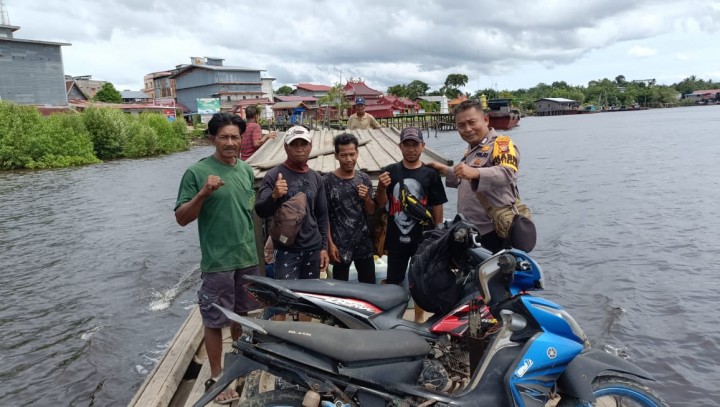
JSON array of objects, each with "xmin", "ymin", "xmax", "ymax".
[
  {"xmin": 170, "ymin": 57, "xmax": 266, "ymax": 113},
  {"xmin": 0, "ymin": 24, "xmax": 70, "ymax": 106}
]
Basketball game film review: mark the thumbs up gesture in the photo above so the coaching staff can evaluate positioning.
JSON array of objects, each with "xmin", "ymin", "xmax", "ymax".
[{"xmin": 272, "ymin": 172, "xmax": 288, "ymax": 199}]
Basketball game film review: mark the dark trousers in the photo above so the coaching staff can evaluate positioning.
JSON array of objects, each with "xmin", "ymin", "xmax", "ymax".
[
  {"xmin": 332, "ymin": 257, "xmax": 376, "ymax": 284},
  {"xmin": 386, "ymin": 253, "xmax": 413, "ymax": 285},
  {"xmin": 479, "ymin": 230, "xmax": 507, "ymax": 254}
]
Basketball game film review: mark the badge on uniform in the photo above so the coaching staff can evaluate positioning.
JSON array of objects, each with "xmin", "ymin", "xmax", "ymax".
[
  {"xmin": 496, "ymin": 139, "xmax": 510, "ymax": 152},
  {"xmin": 481, "ymin": 145, "xmax": 491, "ymax": 152},
  {"xmin": 473, "ymin": 158, "xmax": 482, "ymax": 165}
]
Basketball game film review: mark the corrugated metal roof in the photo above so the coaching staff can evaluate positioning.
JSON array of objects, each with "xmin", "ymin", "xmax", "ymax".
[
  {"xmin": 296, "ymin": 83, "xmax": 332, "ymax": 92},
  {"xmin": 535, "ymin": 97, "xmax": 577, "ymax": 103},
  {"xmin": 272, "ymin": 101, "xmax": 309, "ymax": 109},
  {"xmin": 121, "ymin": 90, "xmax": 151, "ymax": 99},
  {"xmin": 275, "ymin": 95, "xmax": 318, "ymax": 102},
  {"xmin": 244, "ymin": 127, "xmax": 452, "ymax": 182},
  {"xmin": 169, "ymin": 64, "xmax": 264, "ymax": 78}
]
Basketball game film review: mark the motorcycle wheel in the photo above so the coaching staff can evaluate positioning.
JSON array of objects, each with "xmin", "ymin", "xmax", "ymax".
[
  {"xmin": 238, "ymin": 389, "xmax": 305, "ymax": 407},
  {"xmin": 558, "ymin": 374, "xmax": 669, "ymax": 407}
]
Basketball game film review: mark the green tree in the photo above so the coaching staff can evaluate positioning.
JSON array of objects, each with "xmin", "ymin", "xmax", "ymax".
[
  {"xmin": 443, "ymin": 73, "xmax": 468, "ymax": 99},
  {"xmin": 0, "ymin": 102, "xmax": 100, "ymax": 169},
  {"xmin": 83, "ymin": 107, "xmax": 130, "ymax": 159},
  {"xmin": 276, "ymin": 85, "xmax": 293, "ymax": 96},
  {"xmin": 387, "ymin": 84, "xmax": 407, "ymax": 98},
  {"xmin": 417, "ymin": 99, "xmax": 438, "ymax": 113},
  {"xmin": 93, "ymin": 82, "xmax": 122, "ymax": 103},
  {"xmin": 405, "ymin": 80, "xmax": 429, "ymax": 99},
  {"xmin": 445, "ymin": 73, "xmax": 469, "ymax": 89},
  {"xmin": 318, "ymin": 84, "xmax": 350, "ymax": 119}
]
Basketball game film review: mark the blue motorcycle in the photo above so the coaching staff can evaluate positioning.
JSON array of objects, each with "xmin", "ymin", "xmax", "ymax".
[{"xmin": 195, "ymin": 246, "xmax": 667, "ymax": 406}]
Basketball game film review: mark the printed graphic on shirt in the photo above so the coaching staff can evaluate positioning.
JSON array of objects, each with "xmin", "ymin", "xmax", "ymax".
[
  {"xmin": 324, "ymin": 173, "xmax": 374, "ymax": 263},
  {"xmin": 388, "ymin": 178, "xmax": 427, "ymax": 237}
]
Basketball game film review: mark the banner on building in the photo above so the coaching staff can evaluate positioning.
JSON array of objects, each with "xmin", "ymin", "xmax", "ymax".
[{"xmin": 197, "ymin": 98, "xmax": 220, "ymax": 115}]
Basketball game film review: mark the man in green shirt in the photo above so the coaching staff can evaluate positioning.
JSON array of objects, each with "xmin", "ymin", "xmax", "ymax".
[{"xmin": 174, "ymin": 112, "xmax": 258, "ymax": 404}]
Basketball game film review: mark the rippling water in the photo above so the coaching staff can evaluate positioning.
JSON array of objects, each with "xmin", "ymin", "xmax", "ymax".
[{"xmin": 1, "ymin": 105, "xmax": 719, "ymax": 406}]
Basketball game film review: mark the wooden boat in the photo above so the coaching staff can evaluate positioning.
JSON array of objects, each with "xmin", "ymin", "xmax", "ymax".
[
  {"xmin": 129, "ymin": 259, "xmax": 416, "ymax": 406},
  {"xmin": 487, "ymin": 98, "xmax": 520, "ymax": 130}
]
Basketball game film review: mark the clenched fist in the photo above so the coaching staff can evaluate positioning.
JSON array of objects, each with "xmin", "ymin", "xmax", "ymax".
[{"xmin": 201, "ymin": 175, "xmax": 224, "ymax": 197}]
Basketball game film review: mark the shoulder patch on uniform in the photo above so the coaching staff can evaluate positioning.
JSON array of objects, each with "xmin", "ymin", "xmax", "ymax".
[
  {"xmin": 492, "ymin": 135, "xmax": 518, "ymax": 172},
  {"xmin": 496, "ymin": 136, "xmax": 511, "ymax": 153}
]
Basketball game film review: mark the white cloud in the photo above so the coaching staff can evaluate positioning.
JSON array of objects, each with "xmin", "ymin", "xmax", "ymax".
[
  {"xmin": 627, "ymin": 46, "xmax": 658, "ymax": 58},
  {"xmin": 5, "ymin": 0, "xmax": 720, "ymax": 91}
]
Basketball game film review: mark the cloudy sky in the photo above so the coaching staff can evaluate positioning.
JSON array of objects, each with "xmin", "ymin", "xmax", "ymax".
[{"xmin": 7, "ymin": 0, "xmax": 720, "ymax": 93}]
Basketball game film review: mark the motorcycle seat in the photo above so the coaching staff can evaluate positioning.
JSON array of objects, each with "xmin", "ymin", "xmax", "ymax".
[
  {"xmin": 252, "ymin": 319, "xmax": 430, "ymax": 362},
  {"xmin": 244, "ymin": 275, "xmax": 409, "ymax": 311}
]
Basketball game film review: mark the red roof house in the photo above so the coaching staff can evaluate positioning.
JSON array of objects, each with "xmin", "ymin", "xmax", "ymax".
[{"xmin": 343, "ymin": 80, "xmax": 382, "ymax": 102}]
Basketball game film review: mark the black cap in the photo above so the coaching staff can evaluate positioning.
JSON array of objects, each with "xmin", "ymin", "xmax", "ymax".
[{"xmin": 399, "ymin": 127, "xmax": 423, "ymax": 143}]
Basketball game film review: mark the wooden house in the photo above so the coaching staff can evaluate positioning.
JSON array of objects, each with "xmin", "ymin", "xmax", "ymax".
[{"xmin": 534, "ymin": 98, "xmax": 580, "ymax": 116}]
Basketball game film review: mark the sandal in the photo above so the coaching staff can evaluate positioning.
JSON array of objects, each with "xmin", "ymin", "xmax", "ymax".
[{"xmin": 204, "ymin": 378, "xmax": 240, "ymax": 405}]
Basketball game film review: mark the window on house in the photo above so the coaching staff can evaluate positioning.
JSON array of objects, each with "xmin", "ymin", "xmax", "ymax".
[
  {"xmin": 243, "ymin": 96, "xmax": 246, "ymax": 100},
  {"xmin": 227, "ymin": 96, "xmax": 231, "ymax": 101}
]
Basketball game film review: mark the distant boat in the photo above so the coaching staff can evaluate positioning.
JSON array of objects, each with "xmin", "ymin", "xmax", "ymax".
[
  {"xmin": 487, "ymin": 98, "xmax": 520, "ymax": 130},
  {"xmin": 577, "ymin": 105, "xmax": 601, "ymax": 114},
  {"xmin": 601, "ymin": 104, "xmax": 649, "ymax": 112}
]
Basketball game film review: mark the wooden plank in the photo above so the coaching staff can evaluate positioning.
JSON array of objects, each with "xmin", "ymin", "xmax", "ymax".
[
  {"xmin": 129, "ymin": 305, "xmax": 204, "ymax": 407},
  {"xmin": 182, "ymin": 328, "xmax": 236, "ymax": 407},
  {"xmin": 254, "ymin": 139, "xmax": 370, "ymax": 170}
]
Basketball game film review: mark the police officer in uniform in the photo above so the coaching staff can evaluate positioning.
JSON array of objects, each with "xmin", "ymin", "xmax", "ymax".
[{"xmin": 426, "ymin": 99, "xmax": 520, "ymax": 253}]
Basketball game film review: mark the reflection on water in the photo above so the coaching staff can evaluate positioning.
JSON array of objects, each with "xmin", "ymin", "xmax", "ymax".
[{"xmin": 1, "ymin": 105, "xmax": 719, "ymax": 405}]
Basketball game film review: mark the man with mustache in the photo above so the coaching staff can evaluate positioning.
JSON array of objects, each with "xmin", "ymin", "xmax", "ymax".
[{"xmin": 174, "ymin": 112, "xmax": 259, "ymax": 404}]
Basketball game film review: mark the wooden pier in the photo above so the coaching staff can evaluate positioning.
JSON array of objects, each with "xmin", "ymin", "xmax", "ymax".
[{"xmin": 374, "ymin": 113, "xmax": 456, "ymax": 135}]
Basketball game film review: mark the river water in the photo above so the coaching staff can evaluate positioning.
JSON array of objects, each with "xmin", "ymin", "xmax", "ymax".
[{"xmin": 1, "ymin": 105, "xmax": 719, "ymax": 406}]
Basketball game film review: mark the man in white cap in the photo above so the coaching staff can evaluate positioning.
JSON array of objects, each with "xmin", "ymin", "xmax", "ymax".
[
  {"xmin": 255, "ymin": 126, "xmax": 330, "ymax": 284},
  {"xmin": 347, "ymin": 97, "xmax": 381, "ymax": 130}
]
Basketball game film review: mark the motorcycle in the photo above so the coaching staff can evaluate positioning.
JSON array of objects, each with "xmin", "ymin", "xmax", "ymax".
[
  {"xmin": 243, "ymin": 217, "xmax": 495, "ymax": 341},
  {"xmin": 194, "ymin": 247, "xmax": 668, "ymax": 406}
]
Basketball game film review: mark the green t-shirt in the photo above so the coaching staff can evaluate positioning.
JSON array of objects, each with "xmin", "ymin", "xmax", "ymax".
[{"xmin": 175, "ymin": 155, "xmax": 258, "ymax": 272}]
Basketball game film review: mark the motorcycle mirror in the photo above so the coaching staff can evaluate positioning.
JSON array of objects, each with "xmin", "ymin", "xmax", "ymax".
[{"xmin": 497, "ymin": 254, "xmax": 516, "ymax": 275}]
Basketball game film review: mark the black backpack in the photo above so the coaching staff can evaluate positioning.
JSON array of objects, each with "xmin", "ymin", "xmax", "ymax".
[{"xmin": 408, "ymin": 225, "xmax": 463, "ymax": 314}]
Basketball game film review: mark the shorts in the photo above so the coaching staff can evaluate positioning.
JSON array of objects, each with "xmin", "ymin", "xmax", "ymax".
[
  {"xmin": 197, "ymin": 265, "xmax": 260, "ymax": 329},
  {"xmin": 273, "ymin": 248, "xmax": 320, "ymax": 280}
]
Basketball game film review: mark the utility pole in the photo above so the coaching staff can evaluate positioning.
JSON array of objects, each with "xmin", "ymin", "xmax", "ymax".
[{"xmin": 0, "ymin": 0, "xmax": 10, "ymax": 25}]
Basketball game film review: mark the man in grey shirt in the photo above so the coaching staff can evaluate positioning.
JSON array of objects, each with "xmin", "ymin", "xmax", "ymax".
[{"xmin": 426, "ymin": 99, "xmax": 520, "ymax": 253}]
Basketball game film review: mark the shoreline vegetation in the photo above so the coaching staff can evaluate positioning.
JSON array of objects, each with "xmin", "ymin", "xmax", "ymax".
[{"xmin": 0, "ymin": 101, "xmax": 199, "ymax": 171}]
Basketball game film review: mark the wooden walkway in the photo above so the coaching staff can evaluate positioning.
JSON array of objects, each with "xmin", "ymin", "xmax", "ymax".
[{"xmin": 374, "ymin": 113, "xmax": 456, "ymax": 132}]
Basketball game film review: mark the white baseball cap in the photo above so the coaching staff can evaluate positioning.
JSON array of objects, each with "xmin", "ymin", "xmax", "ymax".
[{"xmin": 284, "ymin": 126, "xmax": 312, "ymax": 144}]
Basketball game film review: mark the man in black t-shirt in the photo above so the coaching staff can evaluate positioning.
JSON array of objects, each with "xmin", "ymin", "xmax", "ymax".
[{"xmin": 376, "ymin": 127, "xmax": 448, "ymax": 322}]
